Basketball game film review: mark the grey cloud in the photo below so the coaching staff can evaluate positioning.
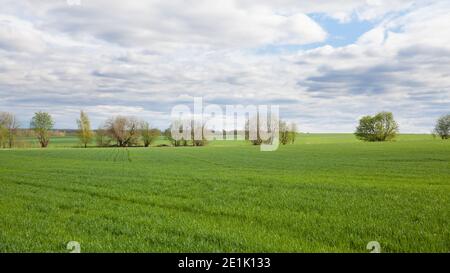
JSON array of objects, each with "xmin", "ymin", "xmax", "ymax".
[{"xmin": 0, "ymin": 1, "xmax": 449, "ymax": 132}]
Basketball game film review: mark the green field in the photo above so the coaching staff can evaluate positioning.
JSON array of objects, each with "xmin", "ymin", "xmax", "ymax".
[{"xmin": 0, "ymin": 134, "xmax": 449, "ymax": 252}]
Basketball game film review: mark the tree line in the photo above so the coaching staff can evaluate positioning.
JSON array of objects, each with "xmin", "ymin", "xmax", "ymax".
[
  {"xmin": 0, "ymin": 111, "xmax": 297, "ymax": 148},
  {"xmin": 0, "ymin": 110, "xmax": 448, "ymax": 148}
]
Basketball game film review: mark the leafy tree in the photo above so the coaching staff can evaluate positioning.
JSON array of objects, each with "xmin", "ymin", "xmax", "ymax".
[
  {"xmin": 30, "ymin": 112, "xmax": 54, "ymax": 148},
  {"xmin": 164, "ymin": 121, "xmax": 188, "ymax": 147},
  {"xmin": 245, "ymin": 113, "xmax": 279, "ymax": 145},
  {"xmin": 289, "ymin": 122, "xmax": 297, "ymax": 144},
  {"xmin": 140, "ymin": 121, "xmax": 160, "ymax": 147},
  {"xmin": 355, "ymin": 112, "xmax": 399, "ymax": 142},
  {"xmin": 433, "ymin": 114, "xmax": 450, "ymax": 139},
  {"xmin": 190, "ymin": 120, "xmax": 208, "ymax": 146},
  {"xmin": 279, "ymin": 121, "xmax": 297, "ymax": 145},
  {"xmin": 279, "ymin": 121, "xmax": 290, "ymax": 145},
  {"xmin": 163, "ymin": 128, "xmax": 176, "ymax": 146},
  {"xmin": 0, "ymin": 122, "xmax": 7, "ymax": 148},
  {"xmin": 0, "ymin": 112, "xmax": 20, "ymax": 148},
  {"xmin": 76, "ymin": 111, "xmax": 93, "ymax": 148}
]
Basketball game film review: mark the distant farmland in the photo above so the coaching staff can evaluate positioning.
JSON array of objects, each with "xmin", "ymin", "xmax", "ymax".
[{"xmin": 0, "ymin": 134, "xmax": 449, "ymax": 252}]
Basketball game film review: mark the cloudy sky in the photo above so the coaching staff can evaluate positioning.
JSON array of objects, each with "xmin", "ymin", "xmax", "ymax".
[{"xmin": 0, "ymin": 0, "xmax": 449, "ymax": 132}]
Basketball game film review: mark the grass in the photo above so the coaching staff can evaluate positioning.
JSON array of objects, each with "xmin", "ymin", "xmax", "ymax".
[{"xmin": 0, "ymin": 134, "xmax": 449, "ymax": 252}]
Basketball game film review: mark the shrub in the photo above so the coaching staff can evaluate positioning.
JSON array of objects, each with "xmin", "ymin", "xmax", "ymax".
[
  {"xmin": 355, "ymin": 112, "xmax": 399, "ymax": 142},
  {"xmin": 140, "ymin": 121, "xmax": 160, "ymax": 147},
  {"xmin": 433, "ymin": 114, "xmax": 450, "ymax": 139}
]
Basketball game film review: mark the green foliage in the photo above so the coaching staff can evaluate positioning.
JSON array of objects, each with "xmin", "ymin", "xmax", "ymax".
[
  {"xmin": 355, "ymin": 112, "xmax": 399, "ymax": 142},
  {"xmin": 0, "ymin": 112, "xmax": 19, "ymax": 148},
  {"xmin": 164, "ymin": 123, "xmax": 188, "ymax": 147},
  {"xmin": 140, "ymin": 121, "xmax": 160, "ymax": 147},
  {"xmin": 245, "ymin": 114, "xmax": 277, "ymax": 146},
  {"xmin": 76, "ymin": 111, "xmax": 93, "ymax": 148},
  {"xmin": 433, "ymin": 114, "xmax": 450, "ymax": 140},
  {"xmin": 30, "ymin": 111, "xmax": 54, "ymax": 148},
  {"xmin": 190, "ymin": 120, "xmax": 208, "ymax": 147},
  {"xmin": 0, "ymin": 126, "xmax": 7, "ymax": 148},
  {"xmin": 289, "ymin": 123, "xmax": 297, "ymax": 144},
  {"xmin": 280, "ymin": 121, "xmax": 297, "ymax": 145},
  {"xmin": 166, "ymin": 119, "xmax": 208, "ymax": 147}
]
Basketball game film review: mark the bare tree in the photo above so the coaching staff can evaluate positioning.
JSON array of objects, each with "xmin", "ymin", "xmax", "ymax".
[
  {"xmin": 0, "ymin": 112, "xmax": 20, "ymax": 148},
  {"xmin": 245, "ymin": 114, "xmax": 263, "ymax": 145},
  {"xmin": 104, "ymin": 116, "xmax": 140, "ymax": 147},
  {"xmin": 76, "ymin": 111, "xmax": 93, "ymax": 148}
]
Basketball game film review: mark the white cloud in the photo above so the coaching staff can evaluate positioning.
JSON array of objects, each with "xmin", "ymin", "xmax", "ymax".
[
  {"xmin": 0, "ymin": 0, "xmax": 328, "ymax": 51},
  {"xmin": 0, "ymin": 15, "xmax": 46, "ymax": 53},
  {"xmin": 291, "ymin": 1, "xmax": 450, "ymax": 132},
  {"xmin": 0, "ymin": 0, "xmax": 449, "ymax": 132}
]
